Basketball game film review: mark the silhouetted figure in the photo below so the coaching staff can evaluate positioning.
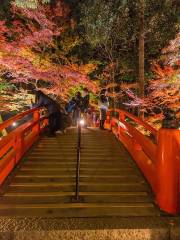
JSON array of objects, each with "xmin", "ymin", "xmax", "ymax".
[
  {"xmin": 162, "ymin": 108, "xmax": 177, "ymax": 129},
  {"xmin": 73, "ymin": 91, "xmax": 83, "ymax": 125},
  {"xmin": 81, "ymin": 88, "xmax": 90, "ymax": 127},
  {"xmin": 81, "ymin": 88, "xmax": 90, "ymax": 112},
  {"xmin": 98, "ymin": 89, "xmax": 109, "ymax": 130},
  {"xmin": 34, "ymin": 90, "xmax": 60, "ymax": 136}
]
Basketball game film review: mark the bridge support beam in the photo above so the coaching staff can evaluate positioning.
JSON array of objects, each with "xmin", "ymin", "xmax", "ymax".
[{"xmin": 157, "ymin": 129, "xmax": 180, "ymax": 215}]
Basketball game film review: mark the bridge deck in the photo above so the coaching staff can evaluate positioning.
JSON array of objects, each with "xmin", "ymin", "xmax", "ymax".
[{"xmin": 0, "ymin": 128, "xmax": 159, "ymax": 217}]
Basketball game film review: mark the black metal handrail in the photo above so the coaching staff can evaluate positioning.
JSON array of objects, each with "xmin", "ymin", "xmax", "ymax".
[{"xmin": 75, "ymin": 122, "xmax": 81, "ymax": 201}]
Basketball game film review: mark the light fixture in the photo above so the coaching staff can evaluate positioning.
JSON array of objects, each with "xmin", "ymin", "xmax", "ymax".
[
  {"xmin": 12, "ymin": 122, "xmax": 17, "ymax": 127},
  {"xmin": 79, "ymin": 119, "xmax": 85, "ymax": 126},
  {"xmin": 118, "ymin": 120, "xmax": 127, "ymax": 130}
]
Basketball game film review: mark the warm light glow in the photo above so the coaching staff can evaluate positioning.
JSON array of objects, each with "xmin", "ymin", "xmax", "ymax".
[
  {"xmin": 79, "ymin": 119, "xmax": 85, "ymax": 126},
  {"xmin": 12, "ymin": 122, "xmax": 17, "ymax": 127},
  {"xmin": 118, "ymin": 121, "xmax": 127, "ymax": 130}
]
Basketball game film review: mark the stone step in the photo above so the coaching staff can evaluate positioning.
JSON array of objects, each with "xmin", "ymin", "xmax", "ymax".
[
  {"xmin": 0, "ymin": 191, "xmax": 151, "ymax": 204},
  {"xmin": 0, "ymin": 202, "xmax": 157, "ymax": 217},
  {"xmin": 26, "ymin": 157, "xmax": 131, "ymax": 162},
  {"xmin": 22, "ymin": 161, "xmax": 134, "ymax": 167},
  {"xmin": 35, "ymin": 145, "xmax": 125, "ymax": 149},
  {"xmin": 7, "ymin": 182, "xmax": 147, "ymax": 192},
  {"xmin": 15, "ymin": 173, "xmax": 140, "ymax": 179},
  {"xmin": 31, "ymin": 151, "xmax": 126, "ymax": 156},
  {"xmin": 35, "ymin": 146, "xmax": 128, "ymax": 152},
  {"xmin": 17, "ymin": 169, "xmax": 139, "ymax": 176},
  {"xmin": 39, "ymin": 138, "xmax": 114, "ymax": 141},
  {"xmin": 13, "ymin": 175, "xmax": 143, "ymax": 183},
  {"xmin": 20, "ymin": 166, "xmax": 134, "ymax": 171},
  {"xmin": 28, "ymin": 154, "xmax": 129, "ymax": 158}
]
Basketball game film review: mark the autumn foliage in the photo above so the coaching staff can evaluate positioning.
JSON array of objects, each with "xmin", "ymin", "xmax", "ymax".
[{"xmin": 0, "ymin": 0, "xmax": 97, "ymax": 111}]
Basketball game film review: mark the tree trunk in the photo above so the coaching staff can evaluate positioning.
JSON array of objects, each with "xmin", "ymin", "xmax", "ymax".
[
  {"xmin": 112, "ymin": 62, "xmax": 115, "ymax": 110},
  {"xmin": 139, "ymin": 0, "xmax": 145, "ymax": 98}
]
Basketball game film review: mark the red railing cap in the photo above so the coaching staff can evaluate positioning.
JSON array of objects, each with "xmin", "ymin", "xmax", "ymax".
[
  {"xmin": 108, "ymin": 108, "xmax": 158, "ymax": 137},
  {"xmin": 0, "ymin": 108, "xmax": 39, "ymax": 132}
]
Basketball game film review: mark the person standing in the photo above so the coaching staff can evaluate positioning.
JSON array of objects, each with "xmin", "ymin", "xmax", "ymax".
[
  {"xmin": 73, "ymin": 91, "xmax": 82, "ymax": 125},
  {"xmin": 81, "ymin": 88, "xmax": 90, "ymax": 127},
  {"xmin": 34, "ymin": 90, "xmax": 60, "ymax": 136},
  {"xmin": 98, "ymin": 89, "xmax": 109, "ymax": 130},
  {"xmin": 65, "ymin": 97, "xmax": 76, "ymax": 114}
]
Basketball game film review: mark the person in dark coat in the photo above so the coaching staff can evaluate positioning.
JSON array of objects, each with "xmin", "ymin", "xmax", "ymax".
[
  {"xmin": 98, "ymin": 89, "xmax": 109, "ymax": 130},
  {"xmin": 34, "ymin": 90, "xmax": 60, "ymax": 136},
  {"xmin": 81, "ymin": 88, "xmax": 90, "ymax": 127},
  {"xmin": 81, "ymin": 88, "xmax": 90, "ymax": 112},
  {"xmin": 72, "ymin": 91, "xmax": 82, "ymax": 125}
]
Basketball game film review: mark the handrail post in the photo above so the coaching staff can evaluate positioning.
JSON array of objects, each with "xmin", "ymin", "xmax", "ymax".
[
  {"xmin": 33, "ymin": 109, "xmax": 40, "ymax": 135},
  {"xmin": 118, "ymin": 111, "xmax": 125, "ymax": 134},
  {"xmin": 105, "ymin": 111, "xmax": 111, "ymax": 129},
  {"xmin": 119, "ymin": 111, "xmax": 125, "ymax": 122},
  {"xmin": 156, "ymin": 129, "xmax": 179, "ymax": 214},
  {"xmin": 14, "ymin": 132, "xmax": 23, "ymax": 164}
]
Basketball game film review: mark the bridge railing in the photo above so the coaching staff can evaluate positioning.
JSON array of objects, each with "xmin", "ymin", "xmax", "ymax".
[
  {"xmin": 0, "ymin": 108, "xmax": 48, "ymax": 185},
  {"xmin": 105, "ymin": 109, "xmax": 180, "ymax": 215}
]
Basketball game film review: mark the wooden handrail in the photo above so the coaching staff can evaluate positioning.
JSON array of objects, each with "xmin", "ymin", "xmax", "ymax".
[
  {"xmin": 114, "ymin": 109, "xmax": 157, "ymax": 137},
  {"xmin": 0, "ymin": 108, "xmax": 38, "ymax": 132}
]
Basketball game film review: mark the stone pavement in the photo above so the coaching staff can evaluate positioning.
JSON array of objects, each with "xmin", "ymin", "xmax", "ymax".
[{"xmin": 0, "ymin": 216, "xmax": 180, "ymax": 240}]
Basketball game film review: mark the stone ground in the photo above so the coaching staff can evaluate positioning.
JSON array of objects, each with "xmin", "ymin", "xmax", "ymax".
[{"xmin": 0, "ymin": 216, "xmax": 180, "ymax": 240}]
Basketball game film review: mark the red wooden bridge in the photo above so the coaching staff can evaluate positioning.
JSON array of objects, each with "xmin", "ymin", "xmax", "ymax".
[{"xmin": 0, "ymin": 108, "xmax": 179, "ymax": 217}]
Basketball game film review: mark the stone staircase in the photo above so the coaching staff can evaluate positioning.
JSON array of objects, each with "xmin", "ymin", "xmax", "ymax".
[{"xmin": 0, "ymin": 127, "xmax": 159, "ymax": 217}]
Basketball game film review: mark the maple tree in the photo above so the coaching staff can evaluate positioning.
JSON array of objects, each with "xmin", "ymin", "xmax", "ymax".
[
  {"xmin": 0, "ymin": 0, "xmax": 98, "ymax": 112},
  {"xmin": 118, "ymin": 33, "xmax": 180, "ymax": 128}
]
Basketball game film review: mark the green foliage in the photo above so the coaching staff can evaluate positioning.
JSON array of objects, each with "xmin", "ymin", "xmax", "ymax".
[
  {"xmin": 68, "ymin": 85, "xmax": 83, "ymax": 98},
  {"xmin": 80, "ymin": 0, "xmax": 127, "ymax": 47},
  {"xmin": 14, "ymin": 0, "xmax": 50, "ymax": 9},
  {"xmin": 68, "ymin": 85, "xmax": 97, "ymax": 103},
  {"xmin": 0, "ymin": 80, "xmax": 15, "ymax": 92},
  {"xmin": 80, "ymin": 0, "xmax": 179, "ymax": 85},
  {"xmin": 0, "ymin": 0, "xmax": 11, "ymax": 20}
]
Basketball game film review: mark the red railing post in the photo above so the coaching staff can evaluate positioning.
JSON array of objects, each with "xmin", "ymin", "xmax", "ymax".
[
  {"xmin": 14, "ymin": 132, "xmax": 23, "ymax": 164},
  {"xmin": 119, "ymin": 110, "xmax": 125, "ymax": 122},
  {"xmin": 156, "ymin": 129, "xmax": 179, "ymax": 214},
  {"xmin": 118, "ymin": 110, "xmax": 125, "ymax": 134},
  {"xmin": 33, "ymin": 109, "xmax": 40, "ymax": 135},
  {"xmin": 117, "ymin": 110, "xmax": 122, "ymax": 138},
  {"xmin": 12, "ymin": 134, "xmax": 17, "ymax": 166},
  {"xmin": 105, "ymin": 111, "xmax": 111, "ymax": 129}
]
